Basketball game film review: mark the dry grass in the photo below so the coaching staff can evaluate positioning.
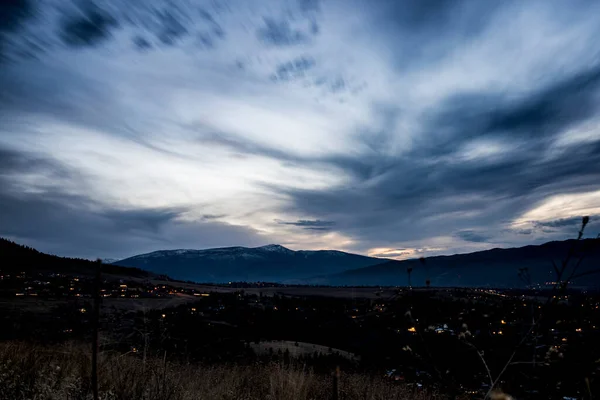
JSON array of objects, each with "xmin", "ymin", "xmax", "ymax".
[{"xmin": 0, "ymin": 342, "xmax": 438, "ymax": 400}]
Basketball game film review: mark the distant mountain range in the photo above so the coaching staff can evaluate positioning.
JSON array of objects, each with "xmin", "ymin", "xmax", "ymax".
[
  {"xmin": 113, "ymin": 244, "xmax": 384, "ymax": 282},
  {"xmin": 113, "ymin": 240, "xmax": 600, "ymax": 287},
  {"xmin": 319, "ymin": 239, "xmax": 600, "ymax": 287},
  {"xmin": 3, "ymin": 237, "xmax": 599, "ymax": 288}
]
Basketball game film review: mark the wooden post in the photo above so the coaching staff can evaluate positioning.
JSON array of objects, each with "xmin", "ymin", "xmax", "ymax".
[
  {"xmin": 91, "ymin": 259, "xmax": 102, "ymax": 400},
  {"xmin": 332, "ymin": 366, "xmax": 340, "ymax": 400},
  {"xmin": 162, "ymin": 350, "xmax": 168, "ymax": 395}
]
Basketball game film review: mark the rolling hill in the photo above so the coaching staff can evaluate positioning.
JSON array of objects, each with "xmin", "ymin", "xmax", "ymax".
[{"xmin": 0, "ymin": 238, "xmax": 151, "ymax": 278}]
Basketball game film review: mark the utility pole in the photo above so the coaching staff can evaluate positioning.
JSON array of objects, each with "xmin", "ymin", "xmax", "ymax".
[{"xmin": 91, "ymin": 259, "xmax": 102, "ymax": 400}]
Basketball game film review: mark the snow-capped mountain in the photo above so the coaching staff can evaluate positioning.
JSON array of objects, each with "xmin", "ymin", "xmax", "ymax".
[{"xmin": 113, "ymin": 244, "xmax": 385, "ymax": 282}]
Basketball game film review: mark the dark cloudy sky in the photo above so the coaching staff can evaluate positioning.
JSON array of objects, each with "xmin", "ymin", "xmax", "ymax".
[{"xmin": 1, "ymin": 0, "xmax": 599, "ymax": 260}]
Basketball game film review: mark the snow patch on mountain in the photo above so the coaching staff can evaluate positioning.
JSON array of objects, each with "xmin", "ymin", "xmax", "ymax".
[{"xmin": 255, "ymin": 244, "xmax": 294, "ymax": 253}]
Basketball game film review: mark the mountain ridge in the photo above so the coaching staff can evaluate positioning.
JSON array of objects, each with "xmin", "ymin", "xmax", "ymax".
[
  {"xmin": 114, "ymin": 238, "xmax": 600, "ymax": 286},
  {"xmin": 3, "ymin": 237, "xmax": 599, "ymax": 287},
  {"xmin": 318, "ymin": 238, "xmax": 600, "ymax": 287},
  {"xmin": 113, "ymin": 244, "xmax": 385, "ymax": 282},
  {"xmin": 120, "ymin": 244, "xmax": 361, "ymax": 260}
]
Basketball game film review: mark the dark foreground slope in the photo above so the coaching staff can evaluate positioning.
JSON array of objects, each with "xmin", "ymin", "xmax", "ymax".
[
  {"xmin": 0, "ymin": 342, "xmax": 432, "ymax": 400},
  {"xmin": 321, "ymin": 239, "xmax": 600, "ymax": 287}
]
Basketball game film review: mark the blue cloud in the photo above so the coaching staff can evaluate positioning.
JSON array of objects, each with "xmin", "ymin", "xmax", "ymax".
[
  {"xmin": 276, "ymin": 219, "xmax": 335, "ymax": 231},
  {"xmin": 257, "ymin": 17, "xmax": 313, "ymax": 46},
  {"xmin": 60, "ymin": 7, "xmax": 117, "ymax": 47},
  {"xmin": 454, "ymin": 230, "xmax": 492, "ymax": 243},
  {"xmin": 272, "ymin": 56, "xmax": 316, "ymax": 81}
]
